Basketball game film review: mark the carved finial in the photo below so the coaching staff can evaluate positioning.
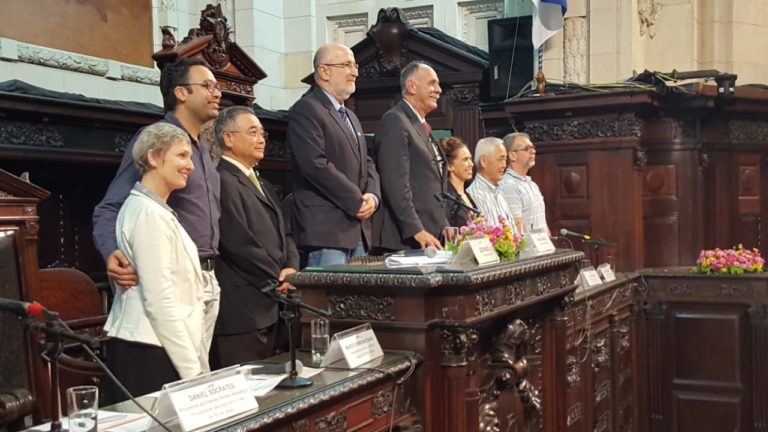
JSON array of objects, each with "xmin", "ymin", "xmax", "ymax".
[
  {"xmin": 160, "ymin": 26, "xmax": 177, "ymax": 51},
  {"xmin": 366, "ymin": 7, "xmax": 414, "ymax": 77}
]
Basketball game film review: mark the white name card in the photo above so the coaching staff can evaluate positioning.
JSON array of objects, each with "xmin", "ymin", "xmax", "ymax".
[
  {"xmin": 168, "ymin": 373, "xmax": 257, "ymax": 431},
  {"xmin": 321, "ymin": 323, "xmax": 384, "ymax": 369},
  {"xmin": 520, "ymin": 232, "xmax": 556, "ymax": 259},
  {"xmin": 453, "ymin": 236, "xmax": 500, "ymax": 266},
  {"xmin": 597, "ymin": 263, "xmax": 616, "ymax": 282},
  {"xmin": 578, "ymin": 267, "xmax": 603, "ymax": 290}
]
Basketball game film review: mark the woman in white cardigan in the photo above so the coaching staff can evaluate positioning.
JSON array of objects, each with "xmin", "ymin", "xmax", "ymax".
[{"xmin": 104, "ymin": 122, "xmax": 208, "ymax": 401}]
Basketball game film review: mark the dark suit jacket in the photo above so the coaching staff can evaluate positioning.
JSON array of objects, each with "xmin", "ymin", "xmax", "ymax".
[
  {"xmin": 373, "ymin": 100, "xmax": 449, "ymax": 250},
  {"xmin": 446, "ymin": 182, "xmax": 477, "ymax": 228},
  {"xmin": 287, "ymin": 86, "xmax": 381, "ymax": 250},
  {"xmin": 214, "ymin": 159, "xmax": 299, "ymax": 335}
]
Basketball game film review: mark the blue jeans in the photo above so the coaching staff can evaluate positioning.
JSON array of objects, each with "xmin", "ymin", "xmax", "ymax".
[{"xmin": 307, "ymin": 241, "xmax": 366, "ymax": 267}]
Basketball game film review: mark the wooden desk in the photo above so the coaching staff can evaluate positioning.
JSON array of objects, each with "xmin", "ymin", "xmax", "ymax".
[
  {"xmin": 107, "ymin": 351, "xmax": 420, "ymax": 432},
  {"xmin": 291, "ymin": 250, "xmax": 585, "ymax": 432}
]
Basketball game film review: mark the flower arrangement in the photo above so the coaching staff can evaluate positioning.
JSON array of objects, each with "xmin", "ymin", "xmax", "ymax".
[
  {"xmin": 447, "ymin": 215, "xmax": 525, "ymax": 261},
  {"xmin": 692, "ymin": 245, "xmax": 765, "ymax": 275}
]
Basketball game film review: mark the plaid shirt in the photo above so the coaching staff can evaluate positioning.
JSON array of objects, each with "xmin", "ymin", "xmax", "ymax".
[{"xmin": 500, "ymin": 169, "xmax": 548, "ymax": 233}]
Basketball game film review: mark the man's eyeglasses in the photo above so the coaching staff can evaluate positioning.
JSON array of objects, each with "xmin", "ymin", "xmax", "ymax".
[
  {"xmin": 225, "ymin": 129, "xmax": 269, "ymax": 140},
  {"xmin": 514, "ymin": 145, "xmax": 536, "ymax": 153},
  {"xmin": 322, "ymin": 63, "xmax": 359, "ymax": 71},
  {"xmin": 180, "ymin": 81, "xmax": 221, "ymax": 94}
]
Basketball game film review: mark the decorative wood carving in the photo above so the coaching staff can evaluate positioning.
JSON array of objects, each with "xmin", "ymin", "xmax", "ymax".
[
  {"xmin": 478, "ymin": 401, "xmax": 500, "ymax": 432},
  {"xmin": 634, "ymin": 147, "xmax": 648, "ymax": 170},
  {"xmin": 449, "ymin": 87, "xmax": 480, "ymax": 105},
  {"xmin": 729, "ymin": 120, "xmax": 768, "ymax": 142},
  {"xmin": 665, "ymin": 283, "xmax": 692, "ymax": 296},
  {"xmin": 440, "ymin": 327, "xmax": 479, "ymax": 366},
  {"xmin": 475, "ymin": 289, "xmax": 495, "ymax": 316},
  {"xmin": 591, "ymin": 336, "xmax": 609, "ymax": 372},
  {"xmin": 566, "ymin": 355, "xmax": 580, "ymax": 388},
  {"xmin": 372, "ymin": 390, "xmax": 394, "ymax": 418},
  {"xmin": 365, "ymin": 8, "xmax": 413, "ymax": 78},
  {"xmin": 291, "ymin": 418, "xmax": 309, "ymax": 432},
  {"xmin": 566, "ymin": 402, "xmax": 582, "ymax": 426},
  {"xmin": 525, "ymin": 117, "xmax": 643, "ymax": 142},
  {"xmin": 614, "ymin": 323, "xmax": 631, "ymax": 353},
  {"xmin": 485, "ymin": 319, "xmax": 541, "ymax": 421},
  {"xmin": 595, "ymin": 381, "xmax": 610, "ymax": 403},
  {"xmin": 315, "ymin": 410, "xmax": 347, "ymax": 432},
  {"xmin": 643, "ymin": 165, "xmax": 676, "ymax": 196},
  {"xmin": 328, "ymin": 295, "xmax": 395, "ymax": 321},
  {"xmin": 0, "ymin": 122, "xmax": 64, "ymax": 148},
  {"xmin": 560, "ymin": 166, "xmax": 587, "ymax": 198}
]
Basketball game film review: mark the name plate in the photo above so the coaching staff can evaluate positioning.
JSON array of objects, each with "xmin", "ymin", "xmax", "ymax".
[
  {"xmin": 168, "ymin": 372, "xmax": 257, "ymax": 431},
  {"xmin": 453, "ymin": 236, "xmax": 500, "ymax": 266},
  {"xmin": 578, "ymin": 267, "xmax": 603, "ymax": 290},
  {"xmin": 520, "ymin": 232, "xmax": 556, "ymax": 258},
  {"xmin": 322, "ymin": 323, "xmax": 384, "ymax": 369},
  {"xmin": 597, "ymin": 263, "xmax": 616, "ymax": 282}
]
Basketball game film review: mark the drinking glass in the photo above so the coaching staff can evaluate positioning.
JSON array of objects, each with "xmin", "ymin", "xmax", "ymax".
[
  {"xmin": 67, "ymin": 386, "xmax": 98, "ymax": 432},
  {"xmin": 442, "ymin": 226, "xmax": 460, "ymax": 250},
  {"xmin": 311, "ymin": 318, "xmax": 329, "ymax": 362},
  {"xmin": 606, "ymin": 255, "xmax": 616, "ymax": 272}
]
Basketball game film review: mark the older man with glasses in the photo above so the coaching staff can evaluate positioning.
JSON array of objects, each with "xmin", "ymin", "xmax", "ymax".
[
  {"xmin": 500, "ymin": 132, "xmax": 550, "ymax": 235},
  {"xmin": 287, "ymin": 43, "xmax": 381, "ymax": 266}
]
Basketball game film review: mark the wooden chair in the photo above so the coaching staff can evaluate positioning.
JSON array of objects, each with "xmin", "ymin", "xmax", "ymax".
[{"xmin": 36, "ymin": 268, "xmax": 109, "ymax": 403}]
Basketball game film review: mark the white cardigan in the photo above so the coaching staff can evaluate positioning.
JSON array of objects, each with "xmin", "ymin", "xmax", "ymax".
[{"xmin": 104, "ymin": 188, "xmax": 208, "ymax": 379}]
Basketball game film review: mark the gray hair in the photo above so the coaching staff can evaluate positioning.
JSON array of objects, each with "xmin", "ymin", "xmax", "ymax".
[
  {"xmin": 132, "ymin": 123, "xmax": 190, "ymax": 175},
  {"xmin": 400, "ymin": 61, "xmax": 430, "ymax": 95},
  {"xmin": 213, "ymin": 106, "xmax": 256, "ymax": 153},
  {"xmin": 474, "ymin": 137, "xmax": 504, "ymax": 166},
  {"xmin": 502, "ymin": 132, "xmax": 531, "ymax": 152}
]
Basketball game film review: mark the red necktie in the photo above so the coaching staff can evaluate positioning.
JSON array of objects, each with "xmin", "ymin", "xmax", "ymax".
[{"xmin": 421, "ymin": 121, "xmax": 431, "ymax": 137}]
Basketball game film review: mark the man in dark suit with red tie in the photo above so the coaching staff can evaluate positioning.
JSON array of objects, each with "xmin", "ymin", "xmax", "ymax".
[
  {"xmin": 374, "ymin": 61, "xmax": 449, "ymax": 251},
  {"xmin": 287, "ymin": 43, "xmax": 381, "ymax": 266},
  {"xmin": 210, "ymin": 106, "xmax": 299, "ymax": 368}
]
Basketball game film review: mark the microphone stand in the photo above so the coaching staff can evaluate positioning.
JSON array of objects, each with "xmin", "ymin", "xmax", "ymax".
[
  {"xmin": 435, "ymin": 192, "xmax": 481, "ymax": 216},
  {"xmin": 582, "ymin": 238, "xmax": 617, "ymax": 266},
  {"xmin": 261, "ymin": 281, "xmax": 330, "ymax": 388},
  {"xmin": 23, "ymin": 311, "xmax": 99, "ymax": 432}
]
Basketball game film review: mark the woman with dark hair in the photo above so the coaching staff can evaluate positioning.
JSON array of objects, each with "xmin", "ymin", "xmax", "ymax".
[{"xmin": 439, "ymin": 136, "xmax": 477, "ymax": 227}]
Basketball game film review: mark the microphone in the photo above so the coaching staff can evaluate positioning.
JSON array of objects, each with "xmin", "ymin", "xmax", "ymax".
[
  {"xmin": 245, "ymin": 360, "xmax": 304, "ymax": 376},
  {"xmin": 434, "ymin": 192, "xmax": 481, "ymax": 215},
  {"xmin": 559, "ymin": 228, "xmax": 592, "ymax": 240},
  {"xmin": 0, "ymin": 297, "xmax": 47, "ymax": 318},
  {"xmin": 401, "ymin": 246, "xmax": 438, "ymax": 258}
]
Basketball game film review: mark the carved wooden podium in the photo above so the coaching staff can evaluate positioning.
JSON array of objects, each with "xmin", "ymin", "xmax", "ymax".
[{"xmin": 292, "ymin": 250, "xmax": 584, "ymax": 432}]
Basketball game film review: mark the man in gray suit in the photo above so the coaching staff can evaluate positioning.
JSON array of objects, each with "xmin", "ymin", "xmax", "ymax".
[
  {"xmin": 288, "ymin": 43, "xmax": 381, "ymax": 266},
  {"xmin": 374, "ymin": 61, "xmax": 448, "ymax": 251}
]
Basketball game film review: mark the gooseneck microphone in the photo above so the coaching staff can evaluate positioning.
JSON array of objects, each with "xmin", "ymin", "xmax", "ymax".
[
  {"xmin": 559, "ymin": 228, "xmax": 592, "ymax": 240},
  {"xmin": 0, "ymin": 298, "xmax": 47, "ymax": 318},
  {"xmin": 401, "ymin": 246, "xmax": 438, "ymax": 258},
  {"xmin": 434, "ymin": 192, "xmax": 481, "ymax": 215}
]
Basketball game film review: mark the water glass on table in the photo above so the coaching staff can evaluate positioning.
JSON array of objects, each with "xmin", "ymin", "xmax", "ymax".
[
  {"xmin": 311, "ymin": 318, "xmax": 329, "ymax": 362},
  {"xmin": 442, "ymin": 226, "xmax": 460, "ymax": 250},
  {"xmin": 67, "ymin": 385, "xmax": 98, "ymax": 432}
]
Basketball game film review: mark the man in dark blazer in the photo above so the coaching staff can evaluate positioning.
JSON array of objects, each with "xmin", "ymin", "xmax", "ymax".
[
  {"xmin": 374, "ymin": 61, "xmax": 449, "ymax": 251},
  {"xmin": 287, "ymin": 43, "xmax": 381, "ymax": 266},
  {"xmin": 210, "ymin": 106, "xmax": 299, "ymax": 368}
]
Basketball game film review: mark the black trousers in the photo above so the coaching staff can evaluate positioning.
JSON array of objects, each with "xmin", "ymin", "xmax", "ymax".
[
  {"xmin": 104, "ymin": 338, "xmax": 180, "ymax": 405},
  {"xmin": 209, "ymin": 324, "xmax": 278, "ymax": 370}
]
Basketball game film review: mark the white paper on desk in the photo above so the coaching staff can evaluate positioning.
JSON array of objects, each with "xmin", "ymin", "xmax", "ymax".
[
  {"xmin": 24, "ymin": 411, "xmax": 147, "ymax": 432},
  {"xmin": 384, "ymin": 251, "xmax": 453, "ymax": 267},
  {"xmin": 246, "ymin": 373, "xmax": 287, "ymax": 397},
  {"xmin": 299, "ymin": 365, "xmax": 324, "ymax": 379}
]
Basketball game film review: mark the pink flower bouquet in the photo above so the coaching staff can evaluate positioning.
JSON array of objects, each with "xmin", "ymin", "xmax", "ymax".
[
  {"xmin": 447, "ymin": 215, "xmax": 525, "ymax": 261},
  {"xmin": 692, "ymin": 244, "xmax": 765, "ymax": 275}
]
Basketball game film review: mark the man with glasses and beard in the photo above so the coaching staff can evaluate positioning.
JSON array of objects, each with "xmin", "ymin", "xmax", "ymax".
[
  {"xmin": 500, "ymin": 132, "xmax": 550, "ymax": 235},
  {"xmin": 287, "ymin": 43, "xmax": 380, "ymax": 266},
  {"xmin": 93, "ymin": 58, "xmax": 223, "ymax": 378}
]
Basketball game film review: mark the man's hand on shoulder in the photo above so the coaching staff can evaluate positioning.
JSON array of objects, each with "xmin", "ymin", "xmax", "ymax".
[
  {"xmin": 356, "ymin": 193, "xmax": 377, "ymax": 220},
  {"xmin": 413, "ymin": 230, "xmax": 443, "ymax": 250},
  {"xmin": 107, "ymin": 250, "xmax": 138, "ymax": 290}
]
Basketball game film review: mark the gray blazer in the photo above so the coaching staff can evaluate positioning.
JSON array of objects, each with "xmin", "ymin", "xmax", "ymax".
[
  {"xmin": 287, "ymin": 86, "xmax": 381, "ymax": 250},
  {"xmin": 373, "ymin": 100, "xmax": 448, "ymax": 250}
]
